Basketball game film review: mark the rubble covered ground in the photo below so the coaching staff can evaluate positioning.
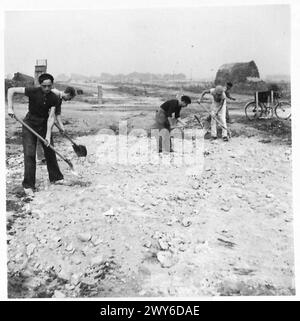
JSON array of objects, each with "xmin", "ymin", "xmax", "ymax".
[{"xmin": 6, "ymin": 84, "xmax": 293, "ymax": 297}]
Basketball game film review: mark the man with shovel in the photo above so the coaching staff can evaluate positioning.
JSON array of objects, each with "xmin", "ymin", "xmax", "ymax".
[
  {"xmin": 7, "ymin": 73, "xmax": 64, "ymax": 196},
  {"xmin": 36, "ymin": 86, "xmax": 76, "ymax": 164},
  {"xmin": 155, "ymin": 95, "xmax": 191, "ymax": 152},
  {"xmin": 198, "ymin": 85, "xmax": 229, "ymax": 142}
]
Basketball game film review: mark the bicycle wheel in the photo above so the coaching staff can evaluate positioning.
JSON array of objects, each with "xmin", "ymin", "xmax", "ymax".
[
  {"xmin": 275, "ymin": 101, "xmax": 291, "ymax": 120},
  {"xmin": 245, "ymin": 102, "xmax": 263, "ymax": 121}
]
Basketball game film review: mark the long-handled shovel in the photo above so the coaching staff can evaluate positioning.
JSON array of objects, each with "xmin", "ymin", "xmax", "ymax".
[
  {"xmin": 14, "ymin": 115, "xmax": 79, "ymax": 176},
  {"xmin": 194, "ymin": 115, "xmax": 204, "ymax": 129},
  {"xmin": 54, "ymin": 123, "xmax": 87, "ymax": 157},
  {"xmin": 196, "ymin": 102, "xmax": 232, "ymax": 138}
]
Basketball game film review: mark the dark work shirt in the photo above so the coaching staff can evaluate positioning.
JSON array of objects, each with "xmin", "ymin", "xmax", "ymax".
[
  {"xmin": 225, "ymin": 89, "xmax": 234, "ymax": 100},
  {"xmin": 55, "ymin": 98, "xmax": 62, "ymax": 116},
  {"xmin": 24, "ymin": 87, "xmax": 60, "ymax": 126},
  {"xmin": 160, "ymin": 99, "xmax": 181, "ymax": 118}
]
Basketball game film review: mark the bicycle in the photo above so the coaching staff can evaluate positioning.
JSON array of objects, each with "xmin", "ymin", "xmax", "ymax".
[{"xmin": 245, "ymin": 90, "xmax": 291, "ymax": 121}]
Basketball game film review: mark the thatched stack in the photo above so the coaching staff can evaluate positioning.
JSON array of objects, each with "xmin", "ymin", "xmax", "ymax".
[
  {"xmin": 12, "ymin": 72, "xmax": 34, "ymax": 87},
  {"xmin": 5, "ymin": 72, "xmax": 34, "ymax": 96},
  {"xmin": 215, "ymin": 60, "xmax": 260, "ymax": 85}
]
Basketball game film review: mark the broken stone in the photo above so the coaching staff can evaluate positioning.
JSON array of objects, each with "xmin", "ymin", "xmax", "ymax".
[
  {"xmin": 24, "ymin": 277, "xmax": 42, "ymax": 290},
  {"xmin": 181, "ymin": 217, "xmax": 192, "ymax": 227},
  {"xmin": 53, "ymin": 290, "xmax": 66, "ymax": 298},
  {"xmin": 26, "ymin": 243, "xmax": 36, "ymax": 256},
  {"xmin": 53, "ymin": 236, "xmax": 62, "ymax": 243},
  {"xmin": 178, "ymin": 243, "xmax": 188, "ymax": 252},
  {"xmin": 104, "ymin": 208, "xmax": 114, "ymax": 216},
  {"xmin": 58, "ymin": 268, "xmax": 71, "ymax": 281},
  {"xmin": 158, "ymin": 239, "xmax": 169, "ymax": 251},
  {"xmin": 191, "ymin": 181, "xmax": 200, "ymax": 190},
  {"xmin": 138, "ymin": 290, "xmax": 147, "ymax": 296},
  {"xmin": 152, "ymin": 231, "xmax": 163, "ymax": 239},
  {"xmin": 24, "ymin": 204, "xmax": 31, "ymax": 214},
  {"xmin": 143, "ymin": 240, "xmax": 152, "ymax": 248},
  {"xmin": 65, "ymin": 284, "xmax": 75, "ymax": 291},
  {"xmin": 157, "ymin": 251, "xmax": 177, "ymax": 268},
  {"xmin": 91, "ymin": 236, "xmax": 103, "ymax": 246},
  {"xmin": 77, "ymin": 233, "xmax": 92, "ymax": 242},
  {"xmin": 66, "ymin": 243, "xmax": 74, "ymax": 252},
  {"xmin": 176, "ymin": 193, "xmax": 186, "ymax": 201}
]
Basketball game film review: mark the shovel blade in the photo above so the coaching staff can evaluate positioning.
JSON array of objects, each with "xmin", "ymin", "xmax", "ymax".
[{"xmin": 72, "ymin": 144, "xmax": 87, "ymax": 157}]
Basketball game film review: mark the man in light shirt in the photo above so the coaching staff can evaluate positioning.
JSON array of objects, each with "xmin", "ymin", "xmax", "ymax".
[{"xmin": 198, "ymin": 85, "xmax": 228, "ymax": 141}]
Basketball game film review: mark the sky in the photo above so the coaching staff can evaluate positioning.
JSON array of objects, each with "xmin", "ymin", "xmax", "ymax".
[{"xmin": 4, "ymin": 5, "xmax": 290, "ymax": 80}]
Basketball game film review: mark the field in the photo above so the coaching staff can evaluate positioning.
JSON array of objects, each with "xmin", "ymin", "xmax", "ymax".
[{"xmin": 6, "ymin": 83, "xmax": 294, "ymax": 297}]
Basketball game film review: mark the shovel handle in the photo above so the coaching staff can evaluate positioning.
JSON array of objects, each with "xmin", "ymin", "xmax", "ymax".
[
  {"xmin": 194, "ymin": 115, "xmax": 204, "ymax": 128},
  {"xmin": 54, "ymin": 122, "xmax": 78, "ymax": 146},
  {"xmin": 196, "ymin": 102, "xmax": 231, "ymax": 138},
  {"xmin": 14, "ymin": 115, "xmax": 72, "ymax": 166}
]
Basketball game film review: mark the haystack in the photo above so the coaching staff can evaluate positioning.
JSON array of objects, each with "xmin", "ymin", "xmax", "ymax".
[
  {"xmin": 12, "ymin": 72, "xmax": 34, "ymax": 87},
  {"xmin": 215, "ymin": 60, "xmax": 260, "ymax": 85}
]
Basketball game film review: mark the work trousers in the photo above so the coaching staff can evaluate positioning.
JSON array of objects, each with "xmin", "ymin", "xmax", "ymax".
[
  {"xmin": 36, "ymin": 139, "xmax": 45, "ymax": 161},
  {"xmin": 207, "ymin": 105, "xmax": 230, "ymax": 123},
  {"xmin": 154, "ymin": 108, "xmax": 173, "ymax": 152},
  {"xmin": 22, "ymin": 121, "xmax": 63, "ymax": 189},
  {"xmin": 211, "ymin": 101, "xmax": 227, "ymax": 138}
]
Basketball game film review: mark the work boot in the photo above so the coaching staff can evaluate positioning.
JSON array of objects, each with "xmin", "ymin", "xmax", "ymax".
[
  {"xmin": 223, "ymin": 137, "xmax": 229, "ymax": 142},
  {"xmin": 23, "ymin": 188, "xmax": 35, "ymax": 198},
  {"xmin": 211, "ymin": 136, "xmax": 218, "ymax": 141},
  {"xmin": 50, "ymin": 178, "xmax": 64, "ymax": 185}
]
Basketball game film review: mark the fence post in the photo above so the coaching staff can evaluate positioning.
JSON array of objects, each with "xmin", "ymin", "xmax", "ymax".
[{"xmin": 98, "ymin": 85, "xmax": 103, "ymax": 105}]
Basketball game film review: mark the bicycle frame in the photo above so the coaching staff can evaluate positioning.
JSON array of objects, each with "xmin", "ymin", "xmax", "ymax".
[{"xmin": 255, "ymin": 91, "xmax": 280, "ymax": 118}]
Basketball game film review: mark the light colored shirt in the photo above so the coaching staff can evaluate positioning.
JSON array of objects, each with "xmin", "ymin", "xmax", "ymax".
[
  {"xmin": 51, "ymin": 88, "xmax": 63, "ymax": 115},
  {"xmin": 210, "ymin": 88, "xmax": 226, "ymax": 103},
  {"xmin": 51, "ymin": 88, "xmax": 63, "ymax": 99}
]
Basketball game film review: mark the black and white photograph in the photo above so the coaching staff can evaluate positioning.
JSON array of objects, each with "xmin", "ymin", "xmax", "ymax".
[{"xmin": 1, "ymin": 0, "xmax": 298, "ymax": 300}]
